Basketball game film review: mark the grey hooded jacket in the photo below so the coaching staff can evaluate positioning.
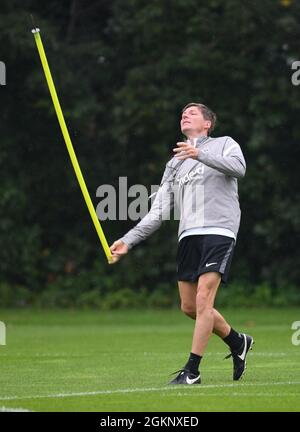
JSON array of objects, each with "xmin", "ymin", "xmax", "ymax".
[{"xmin": 120, "ymin": 136, "xmax": 246, "ymax": 249}]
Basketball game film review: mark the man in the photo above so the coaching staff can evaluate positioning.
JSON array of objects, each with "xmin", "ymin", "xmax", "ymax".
[{"xmin": 109, "ymin": 103, "xmax": 254, "ymax": 385}]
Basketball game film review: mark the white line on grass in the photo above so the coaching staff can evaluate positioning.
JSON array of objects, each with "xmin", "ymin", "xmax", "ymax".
[
  {"xmin": 143, "ymin": 352, "xmax": 289, "ymax": 357},
  {"xmin": 0, "ymin": 381, "xmax": 300, "ymax": 401},
  {"xmin": 0, "ymin": 352, "xmax": 290, "ymax": 358},
  {"xmin": 0, "ymin": 406, "xmax": 32, "ymax": 412},
  {"xmin": 176, "ymin": 392, "xmax": 300, "ymax": 398}
]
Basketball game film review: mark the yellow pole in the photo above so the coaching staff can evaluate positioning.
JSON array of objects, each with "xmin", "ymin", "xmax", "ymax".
[{"xmin": 32, "ymin": 28, "xmax": 112, "ymax": 263}]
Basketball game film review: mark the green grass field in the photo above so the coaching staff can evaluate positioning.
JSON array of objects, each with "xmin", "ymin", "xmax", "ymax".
[{"xmin": 0, "ymin": 308, "xmax": 299, "ymax": 412}]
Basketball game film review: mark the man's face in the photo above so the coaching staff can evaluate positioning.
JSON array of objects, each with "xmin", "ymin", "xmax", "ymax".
[{"xmin": 180, "ymin": 106, "xmax": 210, "ymax": 137}]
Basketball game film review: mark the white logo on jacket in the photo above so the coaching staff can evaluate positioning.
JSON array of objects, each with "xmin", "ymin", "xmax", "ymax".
[{"xmin": 177, "ymin": 164, "xmax": 204, "ymax": 187}]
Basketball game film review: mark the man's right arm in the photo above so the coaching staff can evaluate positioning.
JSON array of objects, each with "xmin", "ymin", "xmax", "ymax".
[
  {"xmin": 120, "ymin": 177, "xmax": 174, "ymax": 249},
  {"xmin": 109, "ymin": 161, "xmax": 175, "ymax": 262}
]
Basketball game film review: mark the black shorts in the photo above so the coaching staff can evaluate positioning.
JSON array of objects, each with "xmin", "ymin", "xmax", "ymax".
[{"xmin": 176, "ymin": 235, "xmax": 235, "ymax": 283}]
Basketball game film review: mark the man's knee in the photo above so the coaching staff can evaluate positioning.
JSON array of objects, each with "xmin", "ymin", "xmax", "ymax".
[
  {"xmin": 196, "ymin": 280, "xmax": 218, "ymax": 315},
  {"xmin": 196, "ymin": 290, "xmax": 212, "ymax": 315},
  {"xmin": 181, "ymin": 302, "xmax": 196, "ymax": 319}
]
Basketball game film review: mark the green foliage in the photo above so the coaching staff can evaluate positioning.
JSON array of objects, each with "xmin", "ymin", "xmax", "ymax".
[
  {"xmin": 0, "ymin": 279, "xmax": 299, "ymax": 309},
  {"xmin": 0, "ymin": 0, "xmax": 299, "ymax": 306},
  {"xmin": 216, "ymin": 281, "xmax": 300, "ymax": 308}
]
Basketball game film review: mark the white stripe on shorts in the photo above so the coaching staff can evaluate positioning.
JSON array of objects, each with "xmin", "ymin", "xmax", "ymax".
[{"xmin": 219, "ymin": 240, "xmax": 234, "ymax": 273}]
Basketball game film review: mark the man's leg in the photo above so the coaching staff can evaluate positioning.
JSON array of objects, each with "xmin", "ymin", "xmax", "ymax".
[
  {"xmin": 213, "ymin": 309, "xmax": 231, "ymax": 338},
  {"xmin": 175, "ymin": 278, "xmax": 254, "ymax": 383},
  {"xmin": 170, "ymin": 273, "xmax": 221, "ymax": 384},
  {"xmin": 178, "ymin": 280, "xmax": 231, "ymax": 338},
  {"xmin": 191, "ymin": 272, "xmax": 221, "ymax": 356}
]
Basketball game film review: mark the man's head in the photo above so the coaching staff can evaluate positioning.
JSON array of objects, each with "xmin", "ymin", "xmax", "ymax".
[{"xmin": 181, "ymin": 103, "xmax": 217, "ymax": 137}]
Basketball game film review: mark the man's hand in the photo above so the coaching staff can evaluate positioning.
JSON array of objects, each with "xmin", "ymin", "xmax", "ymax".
[
  {"xmin": 109, "ymin": 240, "xmax": 129, "ymax": 264},
  {"xmin": 173, "ymin": 141, "xmax": 199, "ymax": 160}
]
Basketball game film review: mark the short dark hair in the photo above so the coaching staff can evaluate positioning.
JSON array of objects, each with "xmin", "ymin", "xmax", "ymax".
[{"xmin": 182, "ymin": 102, "xmax": 217, "ymax": 135}]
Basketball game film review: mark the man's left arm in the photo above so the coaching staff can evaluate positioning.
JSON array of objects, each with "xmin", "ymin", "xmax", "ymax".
[
  {"xmin": 197, "ymin": 137, "xmax": 246, "ymax": 178},
  {"xmin": 174, "ymin": 137, "xmax": 246, "ymax": 178}
]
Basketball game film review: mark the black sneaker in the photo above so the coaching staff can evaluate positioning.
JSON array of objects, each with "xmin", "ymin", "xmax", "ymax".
[
  {"xmin": 225, "ymin": 333, "xmax": 254, "ymax": 381},
  {"xmin": 169, "ymin": 369, "xmax": 201, "ymax": 385}
]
